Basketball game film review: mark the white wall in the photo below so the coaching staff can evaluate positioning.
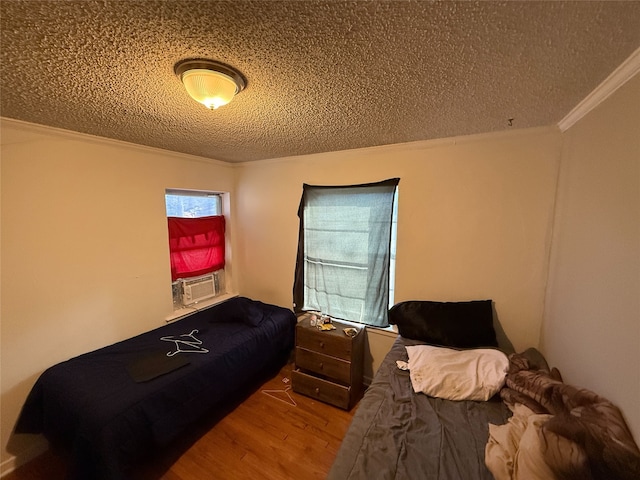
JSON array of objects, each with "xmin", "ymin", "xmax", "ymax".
[
  {"xmin": 5, "ymin": 75, "xmax": 636, "ymax": 471},
  {"xmin": 235, "ymin": 127, "xmax": 563, "ymax": 372},
  {"xmin": 0, "ymin": 120, "xmax": 237, "ymax": 472},
  {"xmin": 542, "ymin": 74, "xmax": 640, "ymax": 441}
]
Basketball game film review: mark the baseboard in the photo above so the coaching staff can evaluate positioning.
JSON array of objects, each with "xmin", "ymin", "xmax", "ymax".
[
  {"xmin": 0, "ymin": 440, "xmax": 48, "ymax": 478},
  {"xmin": 0, "ymin": 456, "xmax": 20, "ymax": 478}
]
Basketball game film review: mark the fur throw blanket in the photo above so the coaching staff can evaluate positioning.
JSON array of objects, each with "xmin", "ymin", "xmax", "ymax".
[{"xmin": 486, "ymin": 349, "xmax": 640, "ymax": 480}]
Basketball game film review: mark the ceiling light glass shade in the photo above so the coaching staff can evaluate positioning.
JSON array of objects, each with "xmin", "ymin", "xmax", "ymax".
[
  {"xmin": 175, "ymin": 59, "xmax": 246, "ymax": 110},
  {"xmin": 181, "ymin": 69, "xmax": 238, "ymax": 109}
]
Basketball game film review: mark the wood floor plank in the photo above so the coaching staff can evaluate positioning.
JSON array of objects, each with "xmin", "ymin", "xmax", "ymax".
[{"xmin": 4, "ymin": 362, "xmax": 356, "ymax": 480}]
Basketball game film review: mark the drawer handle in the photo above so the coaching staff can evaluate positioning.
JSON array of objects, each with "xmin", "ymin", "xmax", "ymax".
[
  {"xmin": 319, "ymin": 362, "xmax": 324, "ymax": 370},
  {"xmin": 319, "ymin": 341, "xmax": 325, "ymax": 349},
  {"xmin": 314, "ymin": 387, "xmax": 320, "ymax": 394}
]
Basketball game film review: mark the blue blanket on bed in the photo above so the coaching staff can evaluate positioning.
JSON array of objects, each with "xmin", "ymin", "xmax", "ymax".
[{"xmin": 15, "ymin": 297, "xmax": 296, "ymax": 479}]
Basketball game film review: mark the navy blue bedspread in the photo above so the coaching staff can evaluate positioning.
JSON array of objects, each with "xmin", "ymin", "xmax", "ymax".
[{"xmin": 15, "ymin": 297, "xmax": 296, "ymax": 479}]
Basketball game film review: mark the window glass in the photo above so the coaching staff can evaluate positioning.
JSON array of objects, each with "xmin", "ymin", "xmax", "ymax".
[{"xmin": 165, "ymin": 191, "xmax": 221, "ymax": 218}]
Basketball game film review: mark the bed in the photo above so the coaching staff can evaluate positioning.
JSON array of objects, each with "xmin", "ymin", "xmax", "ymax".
[
  {"xmin": 15, "ymin": 296, "xmax": 296, "ymax": 479},
  {"xmin": 328, "ymin": 300, "xmax": 640, "ymax": 480}
]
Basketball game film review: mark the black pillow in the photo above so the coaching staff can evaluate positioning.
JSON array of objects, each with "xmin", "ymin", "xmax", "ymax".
[
  {"xmin": 208, "ymin": 297, "xmax": 266, "ymax": 327},
  {"xmin": 388, "ymin": 300, "xmax": 498, "ymax": 348}
]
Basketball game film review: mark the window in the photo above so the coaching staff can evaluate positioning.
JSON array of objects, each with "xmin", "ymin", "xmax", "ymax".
[
  {"xmin": 165, "ymin": 190, "xmax": 225, "ymax": 282},
  {"xmin": 293, "ymin": 179, "xmax": 399, "ymax": 328},
  {"xmin": 166, "ymin": 191, "xmax": 221, "ymax": 218}
]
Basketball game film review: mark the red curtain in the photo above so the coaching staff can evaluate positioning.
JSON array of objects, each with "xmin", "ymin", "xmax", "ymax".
[{"xmin": 168, "ymin": 215, "xmax": 225, "ymax": 281}]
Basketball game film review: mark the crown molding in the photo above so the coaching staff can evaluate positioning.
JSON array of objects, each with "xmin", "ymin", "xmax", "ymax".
[
  {"xmin": 236, "ymin": 125, "xmax": 559, "ymax": 167},
  {"xmin": 558, "ymin": 46, "xmax": 640, "ymax": 132},
  {"xmin": 0, "ymin": 117, "xmax": 231, "ymax": 167}
]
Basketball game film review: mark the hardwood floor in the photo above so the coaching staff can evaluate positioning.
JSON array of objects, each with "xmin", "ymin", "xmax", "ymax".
[{"xmin": 5, "ymin": 362, "xmax": 356, "ymax": 480}]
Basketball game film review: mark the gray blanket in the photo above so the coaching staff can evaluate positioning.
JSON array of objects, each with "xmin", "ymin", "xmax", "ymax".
[{"xmin": 328, "ymin": 336, "xmax": 511, "ymax": 480}]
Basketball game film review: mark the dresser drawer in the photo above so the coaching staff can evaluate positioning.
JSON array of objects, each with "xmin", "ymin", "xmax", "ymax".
[
  {"xmin": 296, "ymin": 325, "xmax": 352, "ymax": 361},
  {"xmin": 292, "ymin": 369, "xmax": 351, "ymax": 410},
  {"xmin": 295, "ymin": 347, "xmax": 351, "ymax": 384}
]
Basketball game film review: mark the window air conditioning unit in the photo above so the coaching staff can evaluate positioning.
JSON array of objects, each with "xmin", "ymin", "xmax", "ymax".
[{"xmin": 180, "ymin": 272, "xmax": 220, "ymax": 305}]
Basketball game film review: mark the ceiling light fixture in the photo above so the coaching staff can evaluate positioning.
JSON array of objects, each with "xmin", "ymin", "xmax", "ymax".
[{"xmin": 174, "ymin": 59, "xmax": 246, "ymax": 110}]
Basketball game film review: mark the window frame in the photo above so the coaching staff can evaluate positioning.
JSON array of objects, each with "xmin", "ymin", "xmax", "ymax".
[{"xmin": 165, "ymin": 189, "xmax": 227, "ymax": 308}]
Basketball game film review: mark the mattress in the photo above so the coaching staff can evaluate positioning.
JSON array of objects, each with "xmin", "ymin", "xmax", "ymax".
[{"xmin": 328, "ymin": 336, "xmax": 512, "ymax": 480}]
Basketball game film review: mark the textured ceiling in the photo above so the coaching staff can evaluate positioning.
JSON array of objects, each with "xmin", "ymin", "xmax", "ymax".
[{"xmin": 1, "ymin": 1, "xmax": 639, "ymax": 163}]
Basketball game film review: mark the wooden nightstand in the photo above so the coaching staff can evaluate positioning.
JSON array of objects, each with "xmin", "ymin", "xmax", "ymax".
[{"xmin": 292, "ymin": 314, "xmax": 364, "ymax": 410}]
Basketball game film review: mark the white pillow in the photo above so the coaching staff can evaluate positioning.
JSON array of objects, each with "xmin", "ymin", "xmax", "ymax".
[{"xmin": 405, "ymin": 344, "xmax": 509, "ymax": 401}]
